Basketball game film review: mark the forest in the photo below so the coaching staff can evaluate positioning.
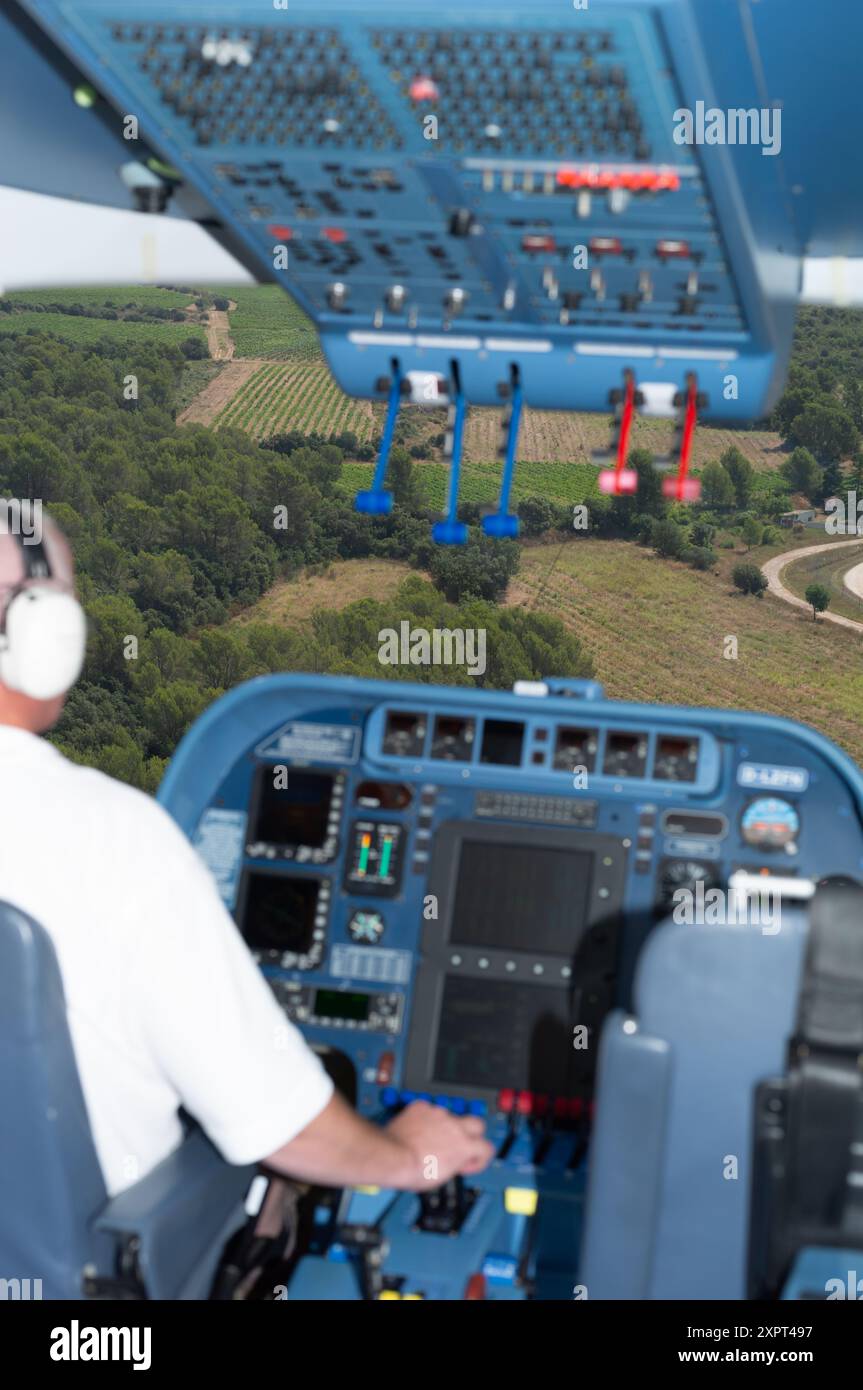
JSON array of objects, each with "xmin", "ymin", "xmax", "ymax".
[{"xmin": 0, "ymin": 331, "xmax": 590, "ymax": 790}]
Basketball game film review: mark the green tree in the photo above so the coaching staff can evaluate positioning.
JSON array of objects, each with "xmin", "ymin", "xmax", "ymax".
[
  {"xmin": 781, "ymin": 447, "xmax": 823, "ymax": 503},
  {"xmin": 805, "ymin": 582, "xmax": 831, "ymax": 621},
  {"xmin": 518, "ymin": 496, "xmax": 559, "ymax": 536},
  {"xmin": 131, "ymin": 550, "xmax": 197, "ymax": 629},
  {"xmin": 700, "ymin": 460, "xmax": 736, "ymax": 510},
  {"xmin": 650, "ymin": 518, "xmax": 687, "ymax": 559},
  {"xmin": 84, "ymin": 594, "xmax": 146, "ymax": 681},
  {"xmin": 741, "ymin": 516, "xmax": 763, "ymax": 551},
  {"xmin": 720, "ymin": 446, "xmax": 754, "ymax": 509},
  {"xmin": 790, "ymin": 404, "xmax": 859, "ymax": 462},
  {"xmin": 388, "ymin": 445, "xmax": 422, "ymax": 510},
  {"xmin": 690, "ymin": 518, "xmax": 716, "ymax": 548},
  {"xmin": 143, "ymin": 681, "xmax": 213, "ymax": 758},
  {"xmin": 429, "ymin": 536, "xmax": 519, "ymax": 603}
]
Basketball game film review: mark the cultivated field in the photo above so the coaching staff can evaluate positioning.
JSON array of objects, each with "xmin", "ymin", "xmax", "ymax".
[
  {"xmin": 226, "ymin": 285, "xmax": 319, "ymax": 359},
  {"xmin": 215, "ymin": 359, "xmax": 375, "ymax": 440},
  {"xmin": 463, "ymin": 407, "xmax": 785, "ymax": 471},
  {"xmin": 1, "ymin": 286, "xmax": 201, "ymax": 312},
  {"xmin": 507, "ymin": 538, "xmax": 863, "ymax": 758},
  {"xmin": 0, "ymin": 310, "xmax": 207, "ymax": 351},
  {"xmin": 339, "ymin": 459, "xmax": 601, "ymax": 510}
]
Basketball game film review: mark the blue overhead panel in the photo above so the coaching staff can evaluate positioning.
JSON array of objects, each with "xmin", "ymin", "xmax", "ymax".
[{"xmin": 9, "ymin": 0, "xmax": 853, "ymax": 427}]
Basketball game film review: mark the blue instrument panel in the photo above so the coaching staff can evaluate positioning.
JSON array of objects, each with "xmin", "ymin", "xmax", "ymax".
[{"xmin": 159, "ymin": 674, "xmax": 863, "ymax": 1298}]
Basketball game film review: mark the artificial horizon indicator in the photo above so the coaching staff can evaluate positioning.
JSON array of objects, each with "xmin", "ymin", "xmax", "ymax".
[{"xmin": 741, "ymin": 797, "xmax": 800, "ymax": 851}]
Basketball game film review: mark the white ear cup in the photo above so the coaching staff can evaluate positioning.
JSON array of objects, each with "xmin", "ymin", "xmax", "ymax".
[{"xmin": 0, "ymin": 588, "xmax": 87, "ymax": 700}]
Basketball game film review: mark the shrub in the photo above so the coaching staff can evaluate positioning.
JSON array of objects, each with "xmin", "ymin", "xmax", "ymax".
[
  {"xmin": 685, "ymin": 546, "xmax": 717, "ymax": 571},
  {"xmin": 732, "ymin": 562, "xmax": 768, "ymax": 597}
]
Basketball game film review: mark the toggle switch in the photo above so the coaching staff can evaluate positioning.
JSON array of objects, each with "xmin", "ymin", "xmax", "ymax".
[{"xmin": 589, "ymin": 268, "xmax": 605, "ymax": 300}]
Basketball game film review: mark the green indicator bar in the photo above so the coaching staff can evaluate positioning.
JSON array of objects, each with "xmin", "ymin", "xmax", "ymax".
[
  {"xmin": 379, "ymin": 836, "xmax": 393, "ymax": 878},
  {"xmin": 358, "ymin": 834, "xmax": 371, "ymax": 875}
]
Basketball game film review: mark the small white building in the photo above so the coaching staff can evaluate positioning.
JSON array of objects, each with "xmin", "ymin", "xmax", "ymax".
[{"xmin": 779, "ymin": 509, "xmax": 816, "ymax": 527}]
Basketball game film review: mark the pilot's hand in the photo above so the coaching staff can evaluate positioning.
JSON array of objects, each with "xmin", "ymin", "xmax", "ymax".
[{"xmin": 384, "ymin": 1100, "xmax": 494, "ymax": 1189}]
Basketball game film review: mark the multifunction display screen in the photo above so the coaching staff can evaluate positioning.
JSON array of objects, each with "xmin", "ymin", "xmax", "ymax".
[
  {"xmin": 451, "ymin": 841, "xmax": 593, "ymax": 957},
  {"xmin": 241, "ymin": 873, "xmax": 320, "ymax": 955},
  {"xmin": 252, "ymin": 770, "xmax": 335, "ymax": 849},
  {"xmin": 433, "ymin": 976, "xmax": 576, "ymax": 1095}
]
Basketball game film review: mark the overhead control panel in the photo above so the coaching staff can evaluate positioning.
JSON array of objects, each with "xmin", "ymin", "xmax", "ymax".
[{"xmin": 14, "ymin": 0, "xmax": 804, "ymax": 427}]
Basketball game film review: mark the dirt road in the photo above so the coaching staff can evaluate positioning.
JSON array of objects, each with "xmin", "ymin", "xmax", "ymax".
[
  {"xmin": 207, "ymin": 299, "xmax": 238, "ymax": 360},
  {"xmin": 843, "ymin": 558, "xmax": 863, "ymax": 601},
  {"xmin": 762, "ymin": 539, "xmax": 863, "ymax": 634},
  {"xmin": 177, "ymin": 358, "xmax": 266, "ymax": 426}
]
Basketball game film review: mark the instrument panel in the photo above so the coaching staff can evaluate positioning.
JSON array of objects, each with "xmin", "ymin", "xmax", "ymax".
[
  {"xmin": 159, "ymin": 673, "xmax": 863, "ymax": 1297},
  {"xmin": 162, "ymin": 675, "xmax": 863, "ymax": 1119}
]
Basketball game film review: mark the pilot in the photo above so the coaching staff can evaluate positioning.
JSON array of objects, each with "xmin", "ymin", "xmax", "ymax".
[{"xmin": 0, "ymin": 516, "xmax": 493, "ymax": 1199}]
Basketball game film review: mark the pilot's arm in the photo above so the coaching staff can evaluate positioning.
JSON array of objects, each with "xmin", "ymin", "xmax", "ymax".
[{"xmin": 130, "ymin": 805, "xmax": 492, "ymax": 1191}]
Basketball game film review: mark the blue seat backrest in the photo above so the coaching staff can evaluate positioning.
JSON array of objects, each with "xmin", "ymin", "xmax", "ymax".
[
  {"xmin": 580, "ymin": 909, "xmax": 808, "ymax": 1299},
  {"xmin": 0, "ymin": 903, "xmax": 113, "ymax": 1298}
]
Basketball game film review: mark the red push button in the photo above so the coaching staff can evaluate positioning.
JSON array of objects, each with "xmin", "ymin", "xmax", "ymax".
[{"xmin": 376, "ymin": 1051, "xmax": 395, "ymax": 1086}]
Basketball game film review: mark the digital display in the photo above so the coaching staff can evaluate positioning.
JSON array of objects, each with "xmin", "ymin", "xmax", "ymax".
[
  {"xmin": 313, "ymin": 989, "xmax": 371, "ymax": 1022},
  {"xmin": 451, "ymin": 842, "xmax": 593, "ymax": 957},
  {"xmin": 241, "ymin": 873, "xmax": 319, "ymax": 955},
  {"xmin": 252, "ymin": 769, "xmax": 334, "ymax": 849},
  {"xmin": 433, "ymin": 976, "xmax": 576, "ymax": 1095}
]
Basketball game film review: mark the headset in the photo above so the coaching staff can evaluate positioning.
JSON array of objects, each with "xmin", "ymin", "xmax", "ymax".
[{"xmin": 0, "ymin": 530, "xmax": 86, "ymax": 700}]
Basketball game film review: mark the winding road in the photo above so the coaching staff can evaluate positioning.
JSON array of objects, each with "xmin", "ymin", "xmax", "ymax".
[
  {"xmin": 843, "ymin": 559, "xmax": 863, "ymax": 602},
  {"xmin": 761, "ymin": 538, "xmax": 863, "ymax": 634}
]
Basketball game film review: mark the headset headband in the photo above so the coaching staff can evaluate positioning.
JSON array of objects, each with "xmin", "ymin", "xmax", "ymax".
[
  {"xmin": 15, "ymin": 529, "xmax": 52, "ymax": 582},
  {"xmin": 0, "ymin": 530, "xmax": 55, "ymax": 637}
]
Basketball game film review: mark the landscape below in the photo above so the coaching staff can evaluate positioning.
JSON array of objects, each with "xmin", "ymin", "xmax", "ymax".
[{"xmin": 1, "ymin": 286, "xmax": 861, "ymax": 786}]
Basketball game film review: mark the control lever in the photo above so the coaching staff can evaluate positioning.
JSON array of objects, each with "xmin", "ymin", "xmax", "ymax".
[
  {"xmin": 354, "ymin": 360, "xmax": 405, "ymax": 517},
  {"xmin": 432, "ymin": 362, "xmax": 469, "ymax": 545},
  {"xmin": 483, "ymin": 365, "xmax": 522, "ymax": 538},
  {"xmin": 334, "ymin": 1223, "xmax": 389, "ymax": 1301},
  {"xmin": 657, "ymin": 372, "xmax": 705, "ymax": 501},
  {"xmin": 593, "ymin": 368, "xmax": 641, "ymax": 496},
  {"xmin": 416, "ymin": 1176, "xmax": 477, "ymax": 1235}
]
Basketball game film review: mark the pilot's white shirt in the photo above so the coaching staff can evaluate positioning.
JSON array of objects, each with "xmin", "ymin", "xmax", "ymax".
[{"xmin": 0, "ymin": 725, "xmax": 334, "ymax": 1196}]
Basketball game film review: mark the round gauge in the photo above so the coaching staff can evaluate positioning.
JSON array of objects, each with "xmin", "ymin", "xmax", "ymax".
[
  {"xmin": 741, "ymin": 797, "xmax": 800, "ymax": 850},
  {"xmin": 816, "ymin": 875, "xmax": 862, "ymax": 891},
  {"xmin": 659, "ymin": 859, "xmax": 719, "ymax": 909},
  {"xmin": 348, "ymin": 909, "xmax": 385, "ymax": 945}
]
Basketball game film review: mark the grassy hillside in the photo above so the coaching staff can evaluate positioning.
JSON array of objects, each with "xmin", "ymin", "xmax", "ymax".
[
  {"xmin": 508, "ymin": 538, "xmax": 863, "ymax": 757},
  {"xmin": 231, "ymin": 558, "xmax": 415, "ymax": 626}
]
